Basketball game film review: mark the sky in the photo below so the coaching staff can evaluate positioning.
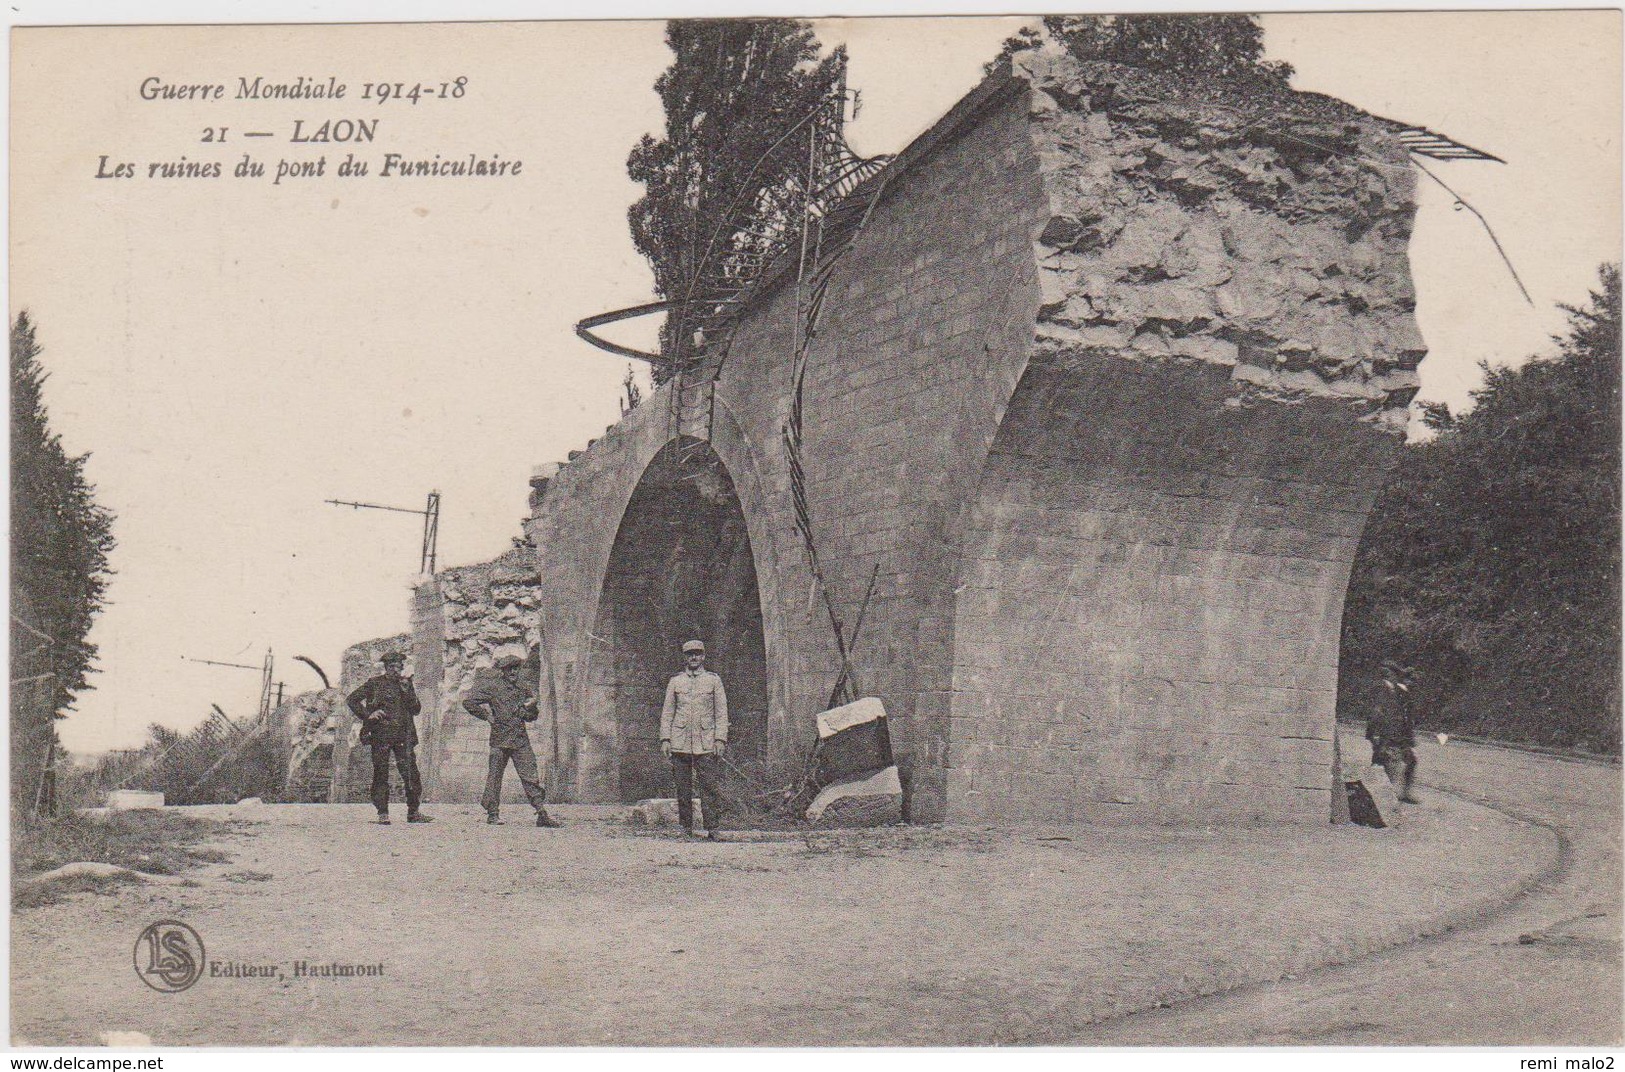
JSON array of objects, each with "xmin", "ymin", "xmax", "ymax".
[{"xmin": 9, "ymin": 9, "xmax": 1620, "ymax": 755}]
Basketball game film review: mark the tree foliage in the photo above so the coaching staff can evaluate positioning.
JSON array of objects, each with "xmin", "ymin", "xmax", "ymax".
[
  {"xmin": 621, "ymin": 364, "xmax": 643, "ymax": 414},
  {"xmin": 627, "ymin": 18, "xmax": 848, "ymax": 365},
  {"xmin": 11, "ymin": 312, "xmax": 116, "ymax": 809},
  {"xmin": 1339, "ymin": 266, "xmax": 1622, "ymax": 752},
  {"xmin": 988, "ymin": 14, "xmax": 1293, "ymax": 85}
]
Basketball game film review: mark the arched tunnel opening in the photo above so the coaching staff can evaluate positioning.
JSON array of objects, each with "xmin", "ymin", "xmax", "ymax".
[{"xmin": 587, "ymin": 437, "xmax": 769, "ymax": 803}]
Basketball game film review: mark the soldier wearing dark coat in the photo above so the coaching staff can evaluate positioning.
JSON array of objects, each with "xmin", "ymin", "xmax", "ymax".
[
  {"xmin": 464, "ymin": 653, "xmax": 561, "ymax": 828},
  {"xmin": 1367, "ymin": 658, "xmax": 1421, "ymax": 803},
  {"xmin": 347, "ymin": 651, "xmax": 432, "ymax": 825}
]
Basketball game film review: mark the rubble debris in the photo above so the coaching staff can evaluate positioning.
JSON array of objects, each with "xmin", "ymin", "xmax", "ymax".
[{"xmin": 1016, "ymin": 48, "xmax": 1422, "ymax": 435}]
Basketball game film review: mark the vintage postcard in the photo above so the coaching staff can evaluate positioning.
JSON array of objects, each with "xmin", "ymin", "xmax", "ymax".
[{"xmin": 8, "ymin": 5, "xmax": 1621, "ymax": 1055}]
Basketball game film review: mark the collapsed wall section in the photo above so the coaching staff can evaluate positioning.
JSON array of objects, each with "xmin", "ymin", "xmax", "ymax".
[
  {"xmin": 411, "ymin": 548, "xmax": 545, "ymax": 802},
  {"xmin": 941, "ymin": 51, "xmax": 1421, "ymax": 823},
  {"xmin": 281, "ymin": 687, "xmax": 342, "ymax": 801}
]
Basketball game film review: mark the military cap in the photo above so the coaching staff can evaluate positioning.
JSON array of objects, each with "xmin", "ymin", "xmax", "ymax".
[
  {"xmin": 682, "ymin": 640, "xmax": 705, "ymax": 654},
  {"xmin": 495, "ymin": 654, "xmax": 525, "ymax": 670},
  {"xmin": 380, "ymin": 651, "xmax": 406, "ymax": 665}
]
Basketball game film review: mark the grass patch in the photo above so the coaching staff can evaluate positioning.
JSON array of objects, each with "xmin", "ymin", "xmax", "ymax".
[
  {"xmin": 661, "ymin": 858, "xmax": 778, "ymax": 874},
  {"xmin": 798, "ymin": 824, "xmax": 1002, "ymax": 858},
  {"xmin": 13, "ymin": 810, "xmax": 237, "ymax": 883},
  {"xmin": 223, "ymin": 869, "xmax": 274, "ymax": 883},
  {"xmin": 13, "ymin": 870, "xmax": 144, "ymax": 910}
]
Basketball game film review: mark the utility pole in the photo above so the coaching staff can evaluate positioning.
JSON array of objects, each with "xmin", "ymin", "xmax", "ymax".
[
  {"xmin": 167, "ymin": 651, "xmax": 285, "ymax": 801},
  {"xmin": 186, "ymin": 651, "xmax": 283, "ymax": 722},
  {"xmin": 325, "ymin": 490, "xmax": 441, "ymax": 574}
]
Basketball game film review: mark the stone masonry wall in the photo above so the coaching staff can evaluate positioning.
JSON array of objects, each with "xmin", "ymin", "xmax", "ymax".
[
  {"xmin": 411, "ymin": 548, "xmax": 544, "ymax": 803},
  {"xmin": 1016, "ymin": 51, "xmax": 1423, "ymax": 431},
  {"xmin": 523, "ymin": 74, "xmax": 1048, "ymax": 809},
  {"xmin": 280, "ymin": 687, "xmax": 341, "ymax": 802},
  {"xmin": 388, "ymin": 51, "xmax": 1426, "ymax": 825},
  {"xmin": 949, "ymin": 358, "xmax": 1395, "ymax": 822}
]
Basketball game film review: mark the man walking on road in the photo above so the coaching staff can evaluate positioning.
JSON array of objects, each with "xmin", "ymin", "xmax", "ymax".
[
  {"xmin": 465, "ymin": 653, "xmax": 562, "ymax": 828},
  {"xmin": 1368, "ymin": 658, "xmax": 1421, "ymax": 803},
  {"xmin": 347, "ymin": 651, "xmax": 432, "ymax": 825},
  {"xmin": 661, "ymin": 640, "xmax": 728, "ymax": 840}
]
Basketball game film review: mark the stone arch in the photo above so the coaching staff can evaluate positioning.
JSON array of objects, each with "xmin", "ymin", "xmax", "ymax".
[
  {"xmin": 579, "ymin": 435, "xmax": 771, "ymax": 802},
  {"xmin": 946, "ymin": 350, "xmax": 1385, "ymax": 824}
]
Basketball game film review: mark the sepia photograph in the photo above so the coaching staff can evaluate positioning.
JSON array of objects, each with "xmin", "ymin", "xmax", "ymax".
[{"xmin": 8, "ymin": 3, "xmax": 1621, "ymax": 1053}]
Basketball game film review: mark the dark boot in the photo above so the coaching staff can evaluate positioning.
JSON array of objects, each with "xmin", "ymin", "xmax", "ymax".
[
  {"xmin": 407, "ymin": 812, "xmax": 434, "ymax": 824},
  {"xmin": 375, "ymin": 812, "xmax": 391, "ymax": 825},
  {"xmin": 486, "ymin": 812, "xmax": 504, "ymax": 825},
  {"xmin": 535, "ymin": 808, "xmax": 562, "ymax": 828}
]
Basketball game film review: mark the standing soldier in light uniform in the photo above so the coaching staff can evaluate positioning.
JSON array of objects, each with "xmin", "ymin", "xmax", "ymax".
[
  {"xmin": 660, "ymin": 640, "xmax": 728, "ymax": 840},
  {"xmin": 464, "ymin": 653, "xmax": 562, "ymax": 828},
  {"xmin": 346, "ymin": 651, "xmax": 431, "ymax": 825}
]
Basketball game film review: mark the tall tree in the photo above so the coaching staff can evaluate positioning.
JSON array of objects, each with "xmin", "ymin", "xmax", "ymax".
[
  {"xmin": 989, "ymin": 14, "xmax": 1293, "ymax": 85},
  {"xmin": 11, "ymin": 312, "xmax": 116, "ymax": 810},
  {"xmin": 1340, "ymin": 265, "xmax": 1621, "ymax": 751},
  {"xmin": 627, "ymin": 18, "xmax": 848, "ymax": 369}
]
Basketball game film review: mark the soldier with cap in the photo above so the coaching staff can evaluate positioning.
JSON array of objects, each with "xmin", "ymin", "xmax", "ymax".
[
  {"xmin": 346, "ymin": 651, "xmax": 432, "ymax": 825},
  {"xmin": 1367, "ymin": 658, "xmax": 1422, "ymax": 803},
  {"xmin": 463, "ymin": 653, "xmax": 561, "ymax": 828},
  {"xmin": 660, "ymin": 639, "xmax": 729, "ymax": 840}
]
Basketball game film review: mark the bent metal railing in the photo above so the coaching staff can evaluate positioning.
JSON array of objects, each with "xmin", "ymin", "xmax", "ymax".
[{"xmin": 575, "ymin": 85, "xmax": 891, "ymax": 382}]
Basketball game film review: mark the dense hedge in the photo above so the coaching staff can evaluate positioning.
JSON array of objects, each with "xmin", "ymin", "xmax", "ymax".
[{"xmin": 1338, "ymin": 266, "xmax": 1621, "ymax": 754}]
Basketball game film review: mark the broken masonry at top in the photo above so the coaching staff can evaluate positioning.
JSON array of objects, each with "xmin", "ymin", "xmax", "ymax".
[{"xmin": 1013, "ymin": 44, "xmax": 1432, "ymax": 436}]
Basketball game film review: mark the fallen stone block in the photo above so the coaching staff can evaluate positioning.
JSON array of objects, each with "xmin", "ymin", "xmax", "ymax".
[
  {"xmin": 1366, "ymin": 774, "xmax": 1404, "ymax": 828},
  {"xmin": 806, "ymin": 765, "xmax": 904, "ymax": 826},
  {"xmin": 627, "ymin": 798, "xmax": 702, "ymax": 827},
  {"xmin": 106, "ymin": 790, "xmax": 164, "ymax": 810}
]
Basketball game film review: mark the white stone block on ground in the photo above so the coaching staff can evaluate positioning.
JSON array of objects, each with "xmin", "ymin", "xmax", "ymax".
[
  {"xmin": 106, "ymin": 790, "xmax": 164, "ymax": 810},
  {"xmin": 627, "ymin": 798, "xmax": 702, "ymax": 827},
  {"xmin": 1366, "ymin": 775, "xmax": 1405, "ymax": 828},
  {"xmin": 806, "ymin": 765, "xmax": 903, "ymax": 826}
]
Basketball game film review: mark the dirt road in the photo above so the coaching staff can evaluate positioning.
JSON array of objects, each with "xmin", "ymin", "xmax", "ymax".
[
  {"xmin": 11, "ymin": 733, "xmax": 1611, "ymax": 1046},
  {"xmin": 1080, "ymin": 733, "xmax": 1623, "ymax": 1045}
]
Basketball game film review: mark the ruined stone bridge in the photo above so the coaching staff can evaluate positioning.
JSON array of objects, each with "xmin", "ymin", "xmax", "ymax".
[{"xmin": 333, "ymin": 51, "xmax": 1427, "ymax": 825}]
